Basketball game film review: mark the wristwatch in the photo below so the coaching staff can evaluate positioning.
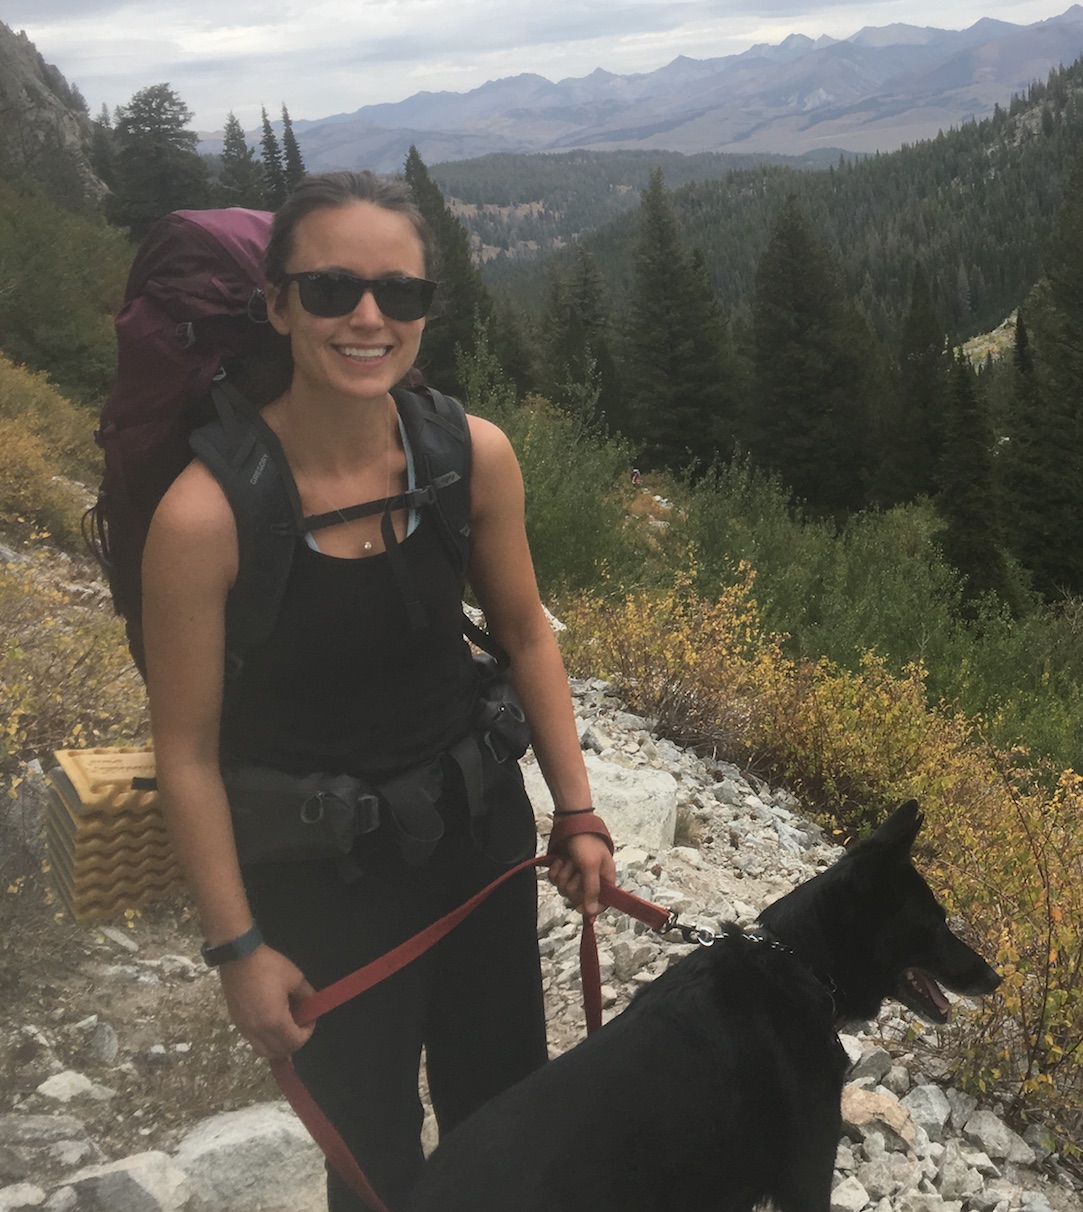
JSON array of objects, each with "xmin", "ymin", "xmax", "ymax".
[{"xmin": 200, "ymin": 923, "xmax": 264, "ymax": 967}]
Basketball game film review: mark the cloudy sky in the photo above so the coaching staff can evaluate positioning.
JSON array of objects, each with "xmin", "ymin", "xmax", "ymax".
[{"xmin": 5, "ymin": 0, "xmax": 1074, "ymax": 132}]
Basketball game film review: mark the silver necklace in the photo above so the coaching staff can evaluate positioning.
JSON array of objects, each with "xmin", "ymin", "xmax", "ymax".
[{"xmin": 297, "ymin": 407, "xmax": 395, "ymax": 552}]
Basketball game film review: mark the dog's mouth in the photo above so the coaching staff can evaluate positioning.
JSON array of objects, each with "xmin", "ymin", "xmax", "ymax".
[{"xmin": 896, "ymin": 968, "xmax": 952, "ymax": 1023}]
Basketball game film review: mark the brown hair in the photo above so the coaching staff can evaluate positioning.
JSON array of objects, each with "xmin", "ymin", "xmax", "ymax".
[{"xmin": 264, "ymin": 170, "xmax": 436, "ymax": 292}]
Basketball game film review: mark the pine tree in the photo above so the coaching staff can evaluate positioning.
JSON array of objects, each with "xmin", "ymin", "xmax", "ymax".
[
  {"xmin": 90, "ymin": 103, "xmax": 116, "ymax": 190},
  {"xmin": 108, "ymin": 83, "xmax": 210, "ymax": 238},
  {"xmin": 281, "ymin": 104, "xmax": 306, "ymax": 191},
  {"xmin": 541, "ymin": 246, "xmax": 622, "ymax": 428},
  {"xmin": 490, "ymin": 296, "xmax": 538, "ymax": 399},
  {"xmin": 1000, "ymin": 313, "xmax": 1043, "ymax": 583},
  {"xmin": 1004, "ymin": 150, "xmax": 1083, "ymax": 596},
  {"xmin": 259, "ymin": 106, "xmax": 286, "ymax": 210},
  {"xmin": 217, "ymin": 112, "xmax": 265, "ymax": 208},
  {"xmin": 685, "ymin": 249, "xmax": 742, "ymax": 466},
  {"xmin": 403, "ymin": 145, "xmax": 494, "ymax": 395},
  {"xmin": 748, "ymin": 195, "xmax": 873, "ymax": 515},
  {"xmin": 876, "ymin": 263, "xmax": 951, "ymax": 504},
  {"xmin": 621, "ymin": 170, "xmax": 735, "ymax": 470},
  {"xmin": 936, "ymin": 353, "xmax": 1018, "ymax": 608}
]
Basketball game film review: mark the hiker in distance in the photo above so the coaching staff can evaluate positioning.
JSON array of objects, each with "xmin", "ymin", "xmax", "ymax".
[{"xmin": 141, "ymin": 170, "xmax": 616, "ymax": 1211}]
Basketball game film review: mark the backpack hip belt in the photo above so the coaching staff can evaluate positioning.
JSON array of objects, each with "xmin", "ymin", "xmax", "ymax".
[{"xmin": 223, "ymin": 657, "xmax": 534, "ymax": 873}]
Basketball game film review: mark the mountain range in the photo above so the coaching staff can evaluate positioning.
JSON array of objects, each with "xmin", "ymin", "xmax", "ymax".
[{"xmin": 206, "ymin": 6, "xmax": 1083, "ymax": 172}]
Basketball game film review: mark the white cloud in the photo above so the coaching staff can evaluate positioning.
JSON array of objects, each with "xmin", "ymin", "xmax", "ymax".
[{"xmin": 8, "ymin": 0, "xmax": 1074, "ymax": 131}]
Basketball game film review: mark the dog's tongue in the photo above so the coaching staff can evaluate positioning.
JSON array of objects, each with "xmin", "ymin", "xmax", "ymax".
[{"xmin": 911, "ymin": 970, "xmax": 952, "ymax": 1019}]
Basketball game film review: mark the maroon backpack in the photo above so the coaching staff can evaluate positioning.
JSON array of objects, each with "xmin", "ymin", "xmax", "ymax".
[
  {"xmin": 86, "ymin": 207, "xmax": 474, "ymax": 681},
  {"xmin": 85, "ymin": 207, "xmax": 283, "ymax": 673}
]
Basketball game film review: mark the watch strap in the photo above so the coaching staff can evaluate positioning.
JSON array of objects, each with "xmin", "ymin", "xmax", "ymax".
[{"xmin": 201, "ymin": 923, "xmax": 264, "ymax": 967}]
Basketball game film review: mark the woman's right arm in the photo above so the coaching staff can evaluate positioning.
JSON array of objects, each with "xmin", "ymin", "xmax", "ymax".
[{"xmin": 142, "ymin": 462, "xmax": 314, "ymax": 1059}]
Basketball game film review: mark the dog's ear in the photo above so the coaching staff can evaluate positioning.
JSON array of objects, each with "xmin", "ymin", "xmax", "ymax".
[{"xmin": 866, "ymin": 799, "xmax": 923, "ymax": 856}]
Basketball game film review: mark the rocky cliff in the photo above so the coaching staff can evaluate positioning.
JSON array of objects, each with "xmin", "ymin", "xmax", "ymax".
[{"xmin": 0, "ymin": 20, "xmax": 104, "ymax": 200}]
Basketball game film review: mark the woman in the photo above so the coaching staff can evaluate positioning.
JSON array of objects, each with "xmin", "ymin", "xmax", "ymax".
[{"xmin": 142, "ymin": 170, "xmax": 615, "ymax": 1211}]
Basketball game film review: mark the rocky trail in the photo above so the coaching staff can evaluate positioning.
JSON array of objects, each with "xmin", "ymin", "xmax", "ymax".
[{"xmin": 0, "ymin": 677, "xmax": 1080, "ymax": 1212}]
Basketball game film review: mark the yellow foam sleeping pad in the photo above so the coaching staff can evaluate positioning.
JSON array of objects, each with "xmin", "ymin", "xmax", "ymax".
[{"xmin": 44, "ymin": 746, "xmax": 185, "ymax": 922}]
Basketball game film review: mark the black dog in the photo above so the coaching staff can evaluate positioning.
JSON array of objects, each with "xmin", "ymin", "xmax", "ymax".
[{"xmin": 406, "ymin": 800, "xmax": 1000, "ymax": 1212}]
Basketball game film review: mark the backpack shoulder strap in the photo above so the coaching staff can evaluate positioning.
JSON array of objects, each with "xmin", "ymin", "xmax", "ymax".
[
  {"xmin": 393, "ymin": 385, "xmax": 472, "ymax": 588},
  {"xmin": 189, "ymin": 381, "xmax": 486, "ymax": 685},
  {"xmin": 394, "ymin": 387, "xmax": 514, "ymax": 668},
  {"xmin": 188, "ymin": 380, "xmax": 304, "ymax": 677}
]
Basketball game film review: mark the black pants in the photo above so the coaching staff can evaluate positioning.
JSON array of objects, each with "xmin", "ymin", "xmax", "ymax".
[{"xmin": 243, "ymin": 781, "xmax": 548, "ymax": 1212}]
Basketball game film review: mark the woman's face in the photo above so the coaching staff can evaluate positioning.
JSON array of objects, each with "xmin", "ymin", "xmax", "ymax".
[{"xmin": 268, "ymin": 200, "xmax": 428, "ymax": 405}]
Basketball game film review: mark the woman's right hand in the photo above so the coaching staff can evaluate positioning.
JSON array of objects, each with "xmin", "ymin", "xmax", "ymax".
[{"xmin": 217, "ymin": 945, "xmax": 317, "ymax": 1059}]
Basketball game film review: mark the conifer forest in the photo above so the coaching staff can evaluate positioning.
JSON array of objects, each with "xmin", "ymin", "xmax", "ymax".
[{"xmin": 4, "ymin": 62, "xmax": 1083, "ymax": 735}]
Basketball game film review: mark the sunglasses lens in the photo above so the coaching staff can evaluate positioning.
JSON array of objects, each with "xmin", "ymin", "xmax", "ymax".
[
  {"xmin": 296, "ymin": 274, "xmax": 362, "ymax": 317},
  {"xmin": 373, "ymin": 278, "xmax": 436, "ymax": 321},
  {"xmin": 293, "ymin": 273, "xmax": 435, "ymax": 320}
]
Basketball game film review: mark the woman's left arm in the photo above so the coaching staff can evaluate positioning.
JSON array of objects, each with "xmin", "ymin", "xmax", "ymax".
[{"xmin": 466, "ymin": 414, "xmax": 616, "ymax": 915}]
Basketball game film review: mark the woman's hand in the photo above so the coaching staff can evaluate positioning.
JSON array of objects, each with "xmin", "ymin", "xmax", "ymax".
[
  {"xmin": 548, "ymin": 833, "xmax": 617, "ymax": 918},
  {"xmin": 218, "ymin": 945, "xmax": 317, "ymax": 1059}
]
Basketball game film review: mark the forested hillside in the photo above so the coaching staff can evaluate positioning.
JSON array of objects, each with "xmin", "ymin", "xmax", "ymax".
[
  {"xmin": 431, "ymin": 146, "xmax": 836, "ymax": 258},
  {"xmin": 465, "ymin": 63, "xmax": 1083, "ymax": 343},
  {"xmin": 4, "ymin": 38, "xmax": 1083, "ymax": 607}
]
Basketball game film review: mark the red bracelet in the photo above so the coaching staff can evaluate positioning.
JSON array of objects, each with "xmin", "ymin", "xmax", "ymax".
[{"xmin": 547, "ymin": 809, "xmax": 613, "ymax": 856}]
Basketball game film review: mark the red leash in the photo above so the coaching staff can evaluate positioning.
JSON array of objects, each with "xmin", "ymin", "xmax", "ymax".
[{"xmin": 269, "ymin": 855, "xmax": 672, "ymax": 1212}]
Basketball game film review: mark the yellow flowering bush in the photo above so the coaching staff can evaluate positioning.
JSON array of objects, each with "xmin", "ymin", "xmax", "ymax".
[
  {"xmin": 0, "ymin": 555, "xmax": 147, "ymax": 781},
  {"xmin": 558, "ymin": 563, "xmax": 783, "ymax": 756},
  {"xmin": 558, "ymin": 566, "xmax": 1083, "ymax": 1155},
  {"xmin": 0, "ymin": 355, "xmax": 102, "ymax": 550}
]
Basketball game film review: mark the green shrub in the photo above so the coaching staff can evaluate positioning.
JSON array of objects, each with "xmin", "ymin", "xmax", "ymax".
[
  {"xmin": 680, "ymin": 460, "xmax": 1083, "ymax": 774},
  {"xmin": 0, "ymin": 419, "xmax": 87, "ymax": 548},
  {"xmin": 0, "ymin": 354, "xmax": 100, "ymax": 483},
  {"xmin": 0, "ymin": 176, "xmax": 129, "ymax": 405},
  {"xmin": 457, "ymin": 329, "xmax": 651, "ymax": 594}
]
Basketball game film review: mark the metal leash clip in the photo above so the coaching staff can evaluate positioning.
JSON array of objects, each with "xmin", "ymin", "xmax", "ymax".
[
  {"xmin": 659, "ymin": 912, "xmax": 719, "ymax": 947},
  {"xmin": 682, "ymin": 924, "xmax": 720, "ymax": 947}
]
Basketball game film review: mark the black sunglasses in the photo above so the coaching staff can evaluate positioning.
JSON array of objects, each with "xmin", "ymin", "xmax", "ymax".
[{"xmin": 281, "ymin": 271, "xmax": 436, "ymax": 321}]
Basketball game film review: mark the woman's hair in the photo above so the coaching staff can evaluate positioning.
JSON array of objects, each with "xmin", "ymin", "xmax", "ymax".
[{"xmin": 264, "ymin": 170, "xmax": 436, "ymax": 290}]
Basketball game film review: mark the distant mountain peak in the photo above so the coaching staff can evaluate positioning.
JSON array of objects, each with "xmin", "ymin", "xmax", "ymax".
[
  {"xmin": 200, "ymin": 6, "xmax": 1083, "ymax": 173},
  {"xmin": 848, "ymin": 22, "xmax": 940, "ymax": 48}
]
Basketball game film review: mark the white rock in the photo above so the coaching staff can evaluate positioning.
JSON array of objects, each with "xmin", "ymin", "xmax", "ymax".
[
  {"xmin": 97, "ymin": 926, "xmax": 139, "ymax": 953},
  {"xmin": 68, "ymin": 1152, "xmax": 190, "ymax": 1212},
  {"xmin": 902, "ymin": 1085, "xmax": 953, "ymax": 1143},
  {"xmin": 851, "ymin": 1047, "xmax": 893, "ymax": 1084},
  {"xmin": 0, "ymin": 1185, "xmax": 46, "ymax": 1211},
  {"xmin": 963, "ymin": 1110, "xmax": 1036, "ymax": 1165},
  {"xmin": 831, "ymin": 1175, "xmax": 870, "ymax": 1212},
  {"xmin": 172, "ymin": 1101, "xmax": 326, "ymax": 1212},
  {"xmin": 34, "ymin": 1073, "xmax": 93, "ymax": 1104},
  {"xmin": 526, "ymin": 753, "xmax": 679, "ymax": 851},
  {"xmin": 937, "ymin": 1140, "xmax": 983, "ymax": 1200}
]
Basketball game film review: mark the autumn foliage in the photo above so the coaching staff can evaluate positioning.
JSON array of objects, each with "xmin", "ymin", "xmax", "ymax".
[{"xmin": 558, "ymin": 567, "xmax": 1083, "ymax": 1156}]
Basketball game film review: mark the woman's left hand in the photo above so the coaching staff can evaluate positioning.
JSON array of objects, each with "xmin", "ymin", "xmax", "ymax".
[{"xmin": 548, "ymin": 833, "xmax": 617, "ymax": 918}]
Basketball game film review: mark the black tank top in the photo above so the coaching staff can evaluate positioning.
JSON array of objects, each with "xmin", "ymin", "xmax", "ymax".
[{"xmin": 219, "ymin": 514, "xmax": 478, "ymax": 778}]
